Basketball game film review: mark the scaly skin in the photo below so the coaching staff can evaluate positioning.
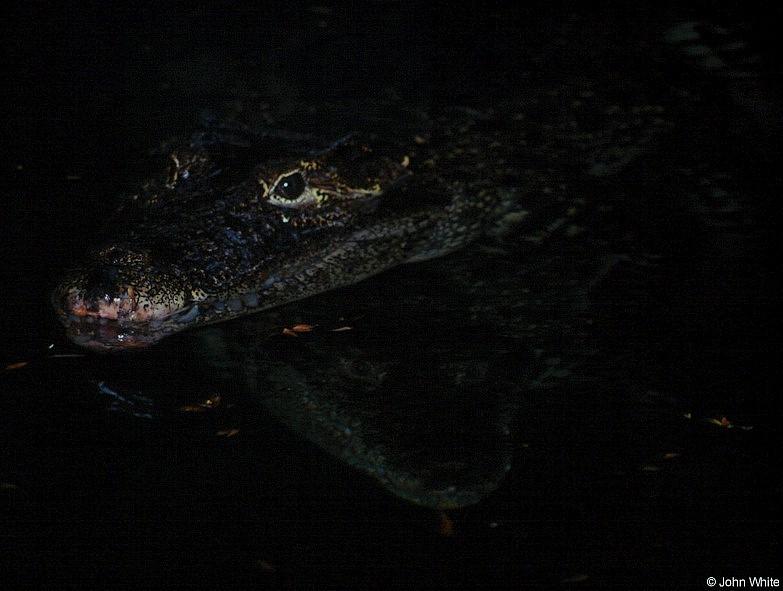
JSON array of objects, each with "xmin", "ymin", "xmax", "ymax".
[
  {"xmin": 53, "ymin": 108, "xmax": 533, "ymax": 350},
  {"xmin": 54, "ymin": 29, "xmax": 679, "ymax": 352}
]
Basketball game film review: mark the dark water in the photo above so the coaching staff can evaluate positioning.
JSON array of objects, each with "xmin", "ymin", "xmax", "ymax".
[{"xmin": 1, "ymin": 2, "xmax": 780, "ymax": 588}]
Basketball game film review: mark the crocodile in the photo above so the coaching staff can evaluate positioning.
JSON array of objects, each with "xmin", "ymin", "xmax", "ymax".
[
  {"xmin": 50, "ymin": 13, "xmax": 773, "ymax": 508},
  {"xmin": 46, "ymin": 113, "xmax": 578, "ymax": 350},
  {"xmin": 53, "ymin": 78, "xmax": 683, "ymax": 353},
  {"xmin": 50, "ymin": 77, "xmax": 676, "ymax": 508},
  {"xmin": 53, "ymin": 110, "xmax": 529, "ymax": 350},
  {"xmin": 52, "ymin": 8, "xmax": 775, "ymax": 355},
  {"xmin": 56, "ymin": 8, "xmax": 733, "ymax": 352}
]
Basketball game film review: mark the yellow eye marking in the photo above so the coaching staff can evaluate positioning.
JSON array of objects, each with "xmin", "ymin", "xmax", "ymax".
[
  {"xmin": 258, "ymin": 177, "xmax": 270, "ymax": 196},
  {"xmin": 166, "ymin": 153, "xmax": 181, "ymax": 188}
]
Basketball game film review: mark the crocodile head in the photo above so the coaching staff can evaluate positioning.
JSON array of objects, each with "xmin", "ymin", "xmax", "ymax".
[{"xmin": 53, "ymin": 134, "xmax": 412, "ymax": 351}]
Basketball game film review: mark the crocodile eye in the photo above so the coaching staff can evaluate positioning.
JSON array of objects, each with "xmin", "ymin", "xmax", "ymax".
[{"xmin": 274, "ymin": 172, "xmax": 306, "ymax": 200}]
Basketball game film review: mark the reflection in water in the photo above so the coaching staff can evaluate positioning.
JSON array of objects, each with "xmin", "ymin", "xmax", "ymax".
[{"xmin": 182, "ymin": 209, "xmax": 609, "ymax": 507}]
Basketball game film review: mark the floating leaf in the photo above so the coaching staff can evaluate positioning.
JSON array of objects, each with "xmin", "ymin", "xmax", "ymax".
[
  {"xmin": 216, "ymin": 428, "xmax": 240, "ymax": 438},
  {"xmin": 4, "ymin": 361, "xmax": 29, "ymax": 371},
  {"xmin": 179, "ymin": 405, "xmax": 207, "ymax": 413},
  {"xmin": 180, "ymin": 394, "xmax": 222, "ymax": 413},
  {"xmin": 201, "ymin": 395, "xmax": 222, "ymax": 408},
  {"xmin": 706, "ymin": 416, "xmax": 732, "ymax": 428}
]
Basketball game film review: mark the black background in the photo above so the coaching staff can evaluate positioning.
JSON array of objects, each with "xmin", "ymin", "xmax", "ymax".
[{"xmin": 1, "ymin": 2, "xmax": 780, "ymax": 589}]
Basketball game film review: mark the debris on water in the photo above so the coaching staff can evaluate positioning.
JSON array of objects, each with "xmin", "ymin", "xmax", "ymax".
[
  {"xmin": 216, "ymin": 428, "xmax": 240, "ymax": 438},
  {"xmin": 712, "ymin": 416, "xmax": 732, "ymax": 428},
  {"xmin": 706, "ymin": 416, "xmax": 733, "ymax": 428},
  {"xmin": 4, "ymin": 351, "xmax": 86, "ymax": 373},
  {"xmin": 280, "ymin": 321, "xmax": 317, "ymax": 336},
  {"xmin": 1, "ymin": 482, "xmax": 20, "ymax": 491},
  {"xmin": 642, "ymin": 465, "xmax": 660, "ymax": 472},
  {"xmin": 682, "ymin": 412, "xmax": 753, "ymax": 431},
  {"xmin": 4, "ymin": 361, "xmax": 29, "ymax": 371},
  {"xmin": 180, "ymin": 405, "xmax": 206, "ymax": 412},
  {"xmin": 180, "ymin": 394, "xmax": 222, "ymax": 413},
  {"xmin": 703, "ymin": 416, "xmax": 753, "ymax": 430},
  {"xmin": 330, "ymin": 326, "xmax": 353, "ymax": 332},
  {"xmin": 663, "ymin": 452, "xmax": 680, "ymax": 460}
]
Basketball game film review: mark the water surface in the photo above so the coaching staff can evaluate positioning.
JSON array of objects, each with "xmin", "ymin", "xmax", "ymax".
[{"xmin": 1, "ymin": 3, "xmax": 779, "ymax": 588}]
